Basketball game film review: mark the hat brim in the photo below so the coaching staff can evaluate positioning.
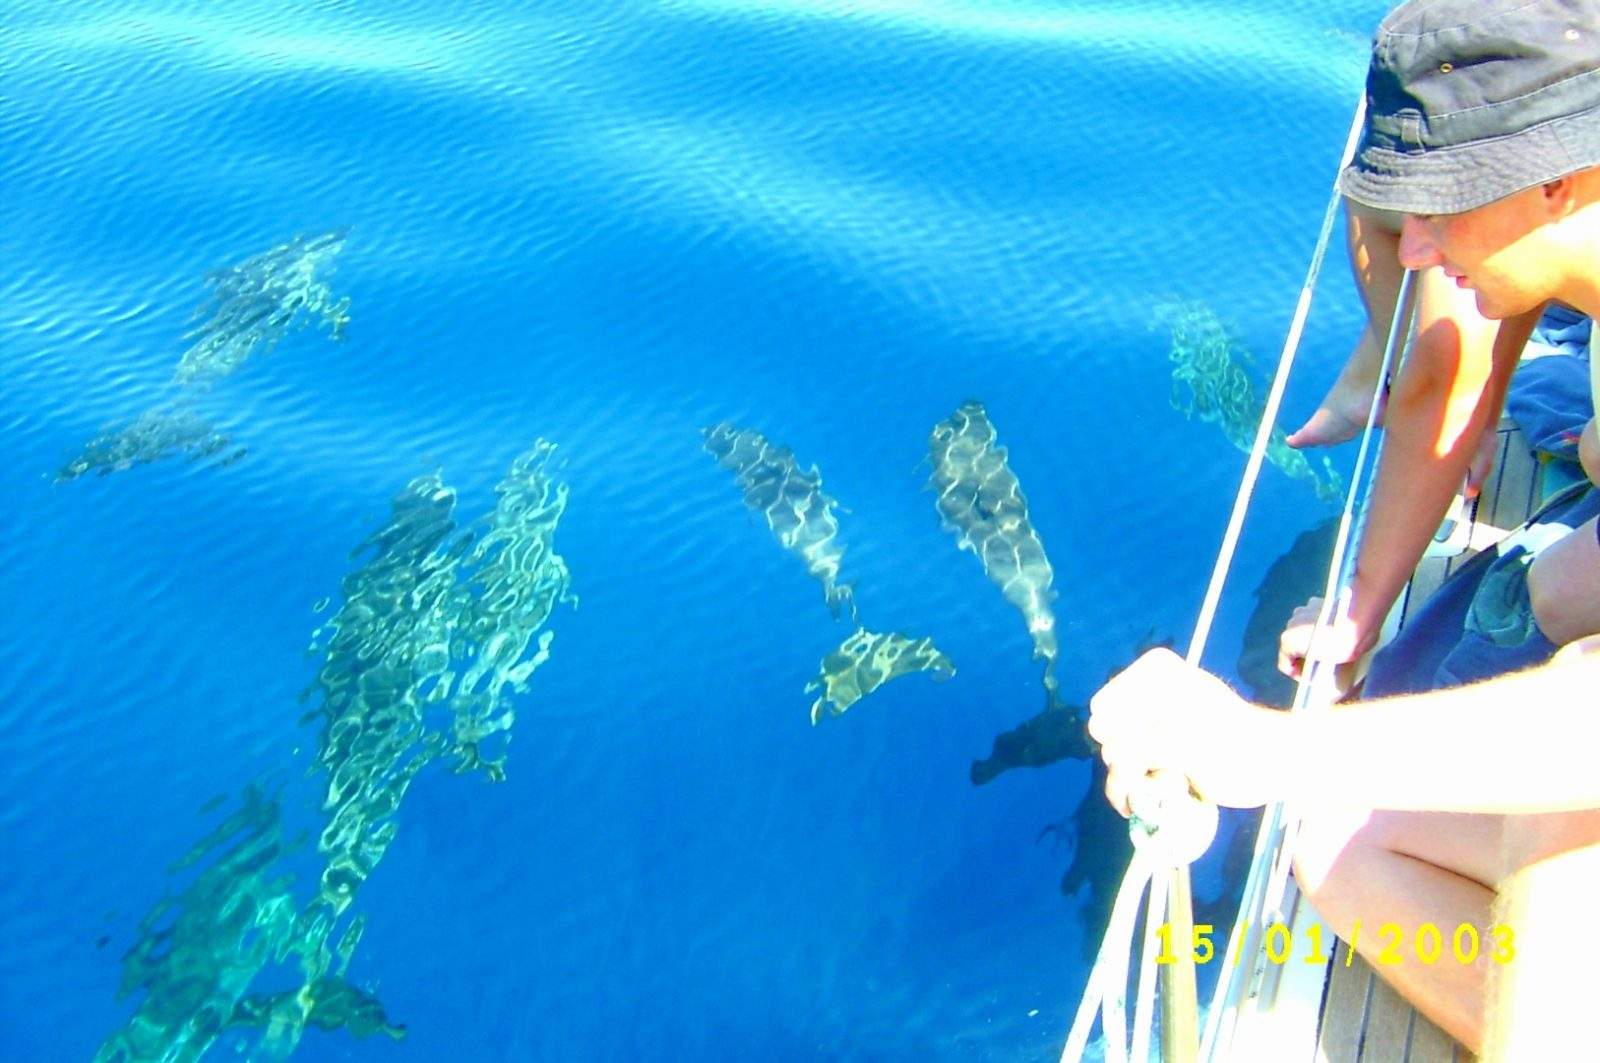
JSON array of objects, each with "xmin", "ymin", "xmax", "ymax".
[{"xmin": 1340, "ymin": 107, "xmax": 1600, "ymax": 215}]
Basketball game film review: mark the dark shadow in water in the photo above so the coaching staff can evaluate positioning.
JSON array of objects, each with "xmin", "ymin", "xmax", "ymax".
[
  {"xmin": 970, "ymin": 636, "xmax": 1169, "ymax": 786},
  {"xmin": 969, "ymin": 701, "xmax": 1090, "ymax": 785},
  {"xmin": 1037, "ymin": 756, "xmax": 1130, "ymax": 962},
  {"xmin": 1236, "ymin": 517, "xmax": 1340, "ymax": 708},
  {"xmin": 969, "ymin": 633, "xmax": 1262, "ymax": 963},
  {"xmin": 1041, "ymin": 766, "xmax": 1264, "ymax": 968},
  {"xmin": 972, "ymin": 638, "xmax": 1178, "ymax": 965}
]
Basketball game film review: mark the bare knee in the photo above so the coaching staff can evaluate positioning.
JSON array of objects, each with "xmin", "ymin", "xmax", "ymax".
[
  {"xmin": 1292, "ymin": 810, "xmax": 1377, "ymax": 898},
  {"xmin": 1526, "ymin": 523, "xmax": 1600, "ymax": 647}
]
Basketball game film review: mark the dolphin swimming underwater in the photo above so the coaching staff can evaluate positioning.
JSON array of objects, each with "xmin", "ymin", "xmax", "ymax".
[
  {"xmin": 58, "ymin": 229, "xmax": 352, "ymax": 484},
  {"xmin": 703, "ymin": 421, "xmax": 963, "ymax": 722},
  {"xmin": 175, "ymin": 227, "xmax": 352, "ymax": 387},
  {"xmin": 703, "ymin": 421, "xmax": 858, "ymax": 622},
  {"xmin": 98, "ymin": 443, "xmax": 575, "ymax": 1061},
  {"xmin": 55, "ymin": 405, "xmax": 246, "ymax": 482},
  {"xmin": 1160, "ymin": 300, "xmax": 1343, "ymax": 503},
  {"xmin": 807, "ymin": 627, "xmax": 956, "ymax": 724},
  {"xmin": 927, "ymin": 400, "xmax": 1063, "ymax": 708}
]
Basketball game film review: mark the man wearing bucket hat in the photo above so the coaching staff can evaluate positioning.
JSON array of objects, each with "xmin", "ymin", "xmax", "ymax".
[
  {"xmin": 1091, "ymin": 1, "xmax": 1600, "ymax": 1058},
  {"xmin": 1279, "ymin": 0, "xmax": 1600, "ymax": 687}
]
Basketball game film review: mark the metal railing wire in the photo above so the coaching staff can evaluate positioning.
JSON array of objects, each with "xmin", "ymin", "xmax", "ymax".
[{"xmin": 1059, "ymin": 86, "xmax": 1411, "ymax": 1063}]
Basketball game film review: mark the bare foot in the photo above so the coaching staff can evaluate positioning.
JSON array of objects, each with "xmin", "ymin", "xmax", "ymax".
[{"xmin": 1287, "ymin": 330, "xmax": 1385, "ymax": 448}]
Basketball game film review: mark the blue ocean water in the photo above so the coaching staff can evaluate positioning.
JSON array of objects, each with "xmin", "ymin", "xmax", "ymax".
[{"xmin": 0, "ymin": 1, "xmax": 1389, "ymax": 1058}]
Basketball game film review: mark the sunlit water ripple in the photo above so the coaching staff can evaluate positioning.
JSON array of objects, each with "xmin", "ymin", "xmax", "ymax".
[{"xmin": 2, "ymin": 1, "xmax": 1385, "ymax": 1058}]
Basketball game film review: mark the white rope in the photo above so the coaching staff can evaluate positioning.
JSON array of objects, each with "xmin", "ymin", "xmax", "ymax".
[
  {"xmin": 1128, "ymin": 881, "xmax": 1167, "ymax": 1063},
  {"xmin": 1063, "ymin": 783, "xmax": 1221, "ymax": 1062},
  {"xmin": 1060, "ymin": 86, "xmax": 1372, "ymax": 1063},
  {"xmin": 1062, "ymin": 852, "xmax": 1156, "ymax": 1063}
]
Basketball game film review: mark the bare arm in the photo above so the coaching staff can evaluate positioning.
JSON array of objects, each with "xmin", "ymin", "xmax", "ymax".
[
  {"xmin": 1288, "ymin": 208, "xmax": 1541, "ymax": 664},
  {"xmin": 1091, "ymin": 640, "xmax": 1600, "ymax": 818},
  {"xmin": 1287, "ymin": 636, "xmax": 1600, "ymax": 813},
  {"xmin": 1344, "ymin": 266, "xmax": 1537, "ymax": 648}
]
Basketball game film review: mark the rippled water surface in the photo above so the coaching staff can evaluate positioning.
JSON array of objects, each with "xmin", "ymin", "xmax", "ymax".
[{"xmin": 2, "ymin": 1, "xmax": 1388, "ymax": 1058}]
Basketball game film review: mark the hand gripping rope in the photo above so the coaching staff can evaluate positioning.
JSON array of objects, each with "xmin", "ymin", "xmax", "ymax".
[
  {"xmin": 1061, "ymin": 776, "xmax": 1218, "ymax": 1063},
  {"xmin": 1060, "ymin": 89, "xmax": 1394, "ymax": 1063}
]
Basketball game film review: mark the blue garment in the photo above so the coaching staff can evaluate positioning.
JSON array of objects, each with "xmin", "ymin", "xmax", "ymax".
[
  {"xmin": 1366, "ymin": 314, "xmax": 1596, "ymax": 699},
  {"xmin": 1364, "ymin": 484, "xmax": 1600, "ymax": 698},
  {"xmin": 1526, "ymin": 302, "xmax": 1592, "ymax": 356},
  {"xmin": 1505, "ymin": 349, "xmax": 1592, "ymax": 463}
]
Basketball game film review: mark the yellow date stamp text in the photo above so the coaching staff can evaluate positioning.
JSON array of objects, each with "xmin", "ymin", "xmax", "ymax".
[{"xmin": 1153, "ymin": 921, "xmax": 1515, "ymax": 966}]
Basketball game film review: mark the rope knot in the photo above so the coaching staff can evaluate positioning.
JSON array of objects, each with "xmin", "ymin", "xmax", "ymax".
[{"xmin": 1128, "ymin": 774, "xmax": 1219, "ymax": 867}]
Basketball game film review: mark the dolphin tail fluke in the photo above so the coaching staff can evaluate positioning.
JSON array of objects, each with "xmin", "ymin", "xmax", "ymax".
[
  {"xmin": 1041, "ymin": 667, "xmax": 1065, "ymax": 711},
  {"xmin": 828, "ymin": 584, "xmax": 860, "ymax": 625}
]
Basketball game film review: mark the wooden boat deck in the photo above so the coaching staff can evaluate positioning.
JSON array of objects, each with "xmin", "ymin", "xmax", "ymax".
[
  {"xmin": 1311, "ymin": 416, "xmax": 1549, "ymax": 1063},
  {"xmin": 1400, "ymin": 418, "xmax": 1546, "ymax": 624}
]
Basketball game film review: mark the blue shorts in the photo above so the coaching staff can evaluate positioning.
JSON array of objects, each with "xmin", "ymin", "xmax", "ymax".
[{"xmin": 1363, "ymin": 483, "xmax": 1600, "ymax": 698}]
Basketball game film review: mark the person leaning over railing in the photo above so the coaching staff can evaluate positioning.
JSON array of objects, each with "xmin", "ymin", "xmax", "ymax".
[{"xmin": 1091, "ymin": 2, "xmax": 1600, "ymax": 1059}]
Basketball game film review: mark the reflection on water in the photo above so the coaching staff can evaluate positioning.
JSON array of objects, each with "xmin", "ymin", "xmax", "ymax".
[
  {"xmin": 1160, "ymin": 301, "xmax": 1343, "ymax": 502},
  {"xmin": 58, "ymin": 230, "xmax": 350, "ymax": 484},
  {"xmin": 1237, "ymin": 516, "xmax": 1338, "ymax": 707},
  {"xmin": 97, "ymin": 441, "xmax": 573, "ymax": 1060},
  {"xmin": 807, "ymin": 628, "xmax": 955, "ymax": 724},
  {"xmin": 3, "ymin": 0, "xmax": 1391, "ymax": 1052},
  {"xmin": 928, "ymin": 400, "xmax": 1062, "ymax": 708}
]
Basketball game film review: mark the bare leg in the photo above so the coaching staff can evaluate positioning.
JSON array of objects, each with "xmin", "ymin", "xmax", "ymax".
[
  {"xmin": 1286, "ymin": 323, "xmax": 1386, "ymax": 447},
  {"xmin": 1483, "ymin": 811, "xmax": 1600, "ymax": 1060},
  {"xmin": 1287, "ymin": 204, "xmax": 1404, "ymax": 448},
  {"xmin": 1580, "ymin": 416, "xmax": 1600, "ymax": 485},
  {"xmin": 1296, "ymin": 806, "xmax": 1600, "ymax": 1056},
  {"xmin": 1527, "ymin": 514, "xmax": 1600, "ymax": 644},
  {"xmin": 1294, "ymin": 809, "xmax": 1503, "ymax": 1053},
  {"xmin": 1287, "ymin": 201, "xmax": 1530, "ymax": 503}
]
